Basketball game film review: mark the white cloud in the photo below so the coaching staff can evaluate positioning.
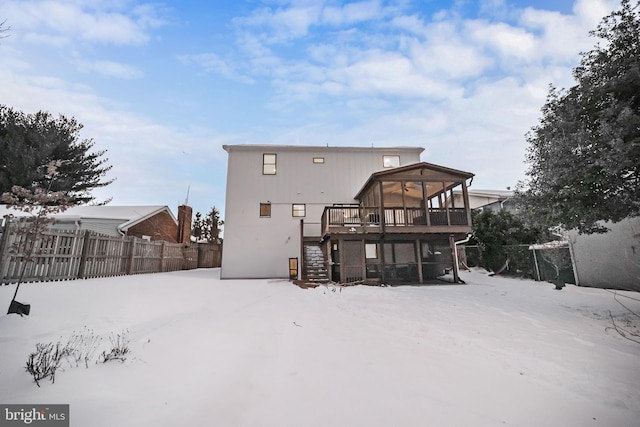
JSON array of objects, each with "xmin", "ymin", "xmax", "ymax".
[
  {"xmin": 233, "ymin": 3, "xmax": 322, "ymax": 43},
  {"xmin": 178, "ymin": 53, "xmax": 255, "ymax": 84},
  {"xmin": 467, "ymin": 21, "xmax": 537, "ymax": 62},
  {"xmin": 75, "ymin": 59, "xmax": 143, "ymax": 79},
  {"xmin": 409, "ymin": 21, "xmax": 493, "ymax": 79},
  {"xmin": 22, "ymin": 32, "xmax": 69, "ymax": 47},
  {"xmin": 321, "ymin": 0, "xmax": 384, "ymax": 25},
  {"xmin": 2, "ymin": 0, "xmax": 166, "ymax": 46},
  {"xmin": 572, "ymin": 0, "xmax": 620, "ymax": 29}
]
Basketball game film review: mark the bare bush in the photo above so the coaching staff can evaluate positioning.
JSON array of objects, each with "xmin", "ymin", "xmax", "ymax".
[
  {"xmin": 25, "ymin": 328, "xmax": 131, "ymax": 386},
  {"xmin": 25, "ymin": 341, "xmax": 71, "ymax": 387},
  {"xmin": 65, "ymin": 327, "xmax": 103, "ymax": 368},
  {"xmin": 99, "ymin": 330, "xmax": 130, "ymax": 363}
]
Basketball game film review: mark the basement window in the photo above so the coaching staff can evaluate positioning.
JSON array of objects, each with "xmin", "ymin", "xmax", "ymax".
[{"xmin": 263, "ymin": 153, "xmax": 277, "ymax": 175}]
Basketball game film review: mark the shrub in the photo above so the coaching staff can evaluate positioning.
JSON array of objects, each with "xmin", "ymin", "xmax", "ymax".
[
  {"xmin": 25, "ymin": 341, "xmax": 71, "ymax": 387},
  {"xmin": 99, "ymin": 330, "xmax": 130, "ymax": 363},
  {"xmin": 65, "ymin": 327, "xmax": 103, "ymax": 368},
  {"xmin": 25, "ymin": 328, "xmax": 131, "ymax": 386}
]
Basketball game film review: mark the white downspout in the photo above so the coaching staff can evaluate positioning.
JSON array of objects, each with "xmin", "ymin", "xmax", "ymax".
[{"xmin": 453, "ymin": 233, "xmax": 473, "ymax": 280}]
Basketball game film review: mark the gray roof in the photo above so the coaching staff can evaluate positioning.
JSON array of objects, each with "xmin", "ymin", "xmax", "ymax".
[{"xmin": 0, "ymin": 205, "xmax": 177, "ymax": 232}]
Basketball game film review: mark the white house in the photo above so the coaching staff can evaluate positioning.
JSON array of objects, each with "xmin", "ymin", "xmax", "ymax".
[
  {"xmin": 221, "ymin": 145, "xmax": 423, "ymax": 279},
  {"xmin": 221, "ymin": 144, "xmax": 475, "ymax": 284}
]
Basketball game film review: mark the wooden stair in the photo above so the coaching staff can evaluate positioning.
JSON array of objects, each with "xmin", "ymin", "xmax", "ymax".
[{"xmin": 303, "ymin": 243, "xmax": 330, "ymax": 283}]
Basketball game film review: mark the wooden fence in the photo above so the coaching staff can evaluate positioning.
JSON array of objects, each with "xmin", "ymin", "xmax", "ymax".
[{"xmin": 0, "ymin": 222, "xmax": 222, "ymax": 285}]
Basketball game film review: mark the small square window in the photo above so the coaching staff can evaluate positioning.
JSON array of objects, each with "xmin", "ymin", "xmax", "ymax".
[
  {"xmin": 260, "ymin": 203, "xmax": 271, "ymax": 217},
  {"xmin": 263, "ymin": 153, "xmax": 277, "ymax": 175},
  {"xmin": 383, "ymin": 155, "xmax": 400, "ymax": 168},
  {"xmin": 313, "ymin": 157, "xmax": 325, "ymax": 164},
  {"xmin": 292, "ymin": 203, "xmax": 306, "ymax": 217}
]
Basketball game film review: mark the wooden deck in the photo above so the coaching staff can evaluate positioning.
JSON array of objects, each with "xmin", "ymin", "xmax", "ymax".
[{"xmin": 321, "ymin": 206, "xmax": 471, "ymax": 237}]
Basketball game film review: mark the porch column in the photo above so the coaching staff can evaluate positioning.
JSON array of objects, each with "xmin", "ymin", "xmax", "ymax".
[
  {"xmin": 416, "ymin": 238, "xmax": 423, "ymax": 284},
  {"xmin": 443, "ymin": 182, "xmax": 451, "ymax": 226},
  {"xmin": 379, "ymin": 180, "xmax": 386, "ymax": 233},
  {"xmin": 338, "ymin": 237, "xmax": 345, "ymax": 284},
  {"xmin": 462, "ymin": 180, "xmax": 472, "ymax": 226},
  {"xmin": 380, "ymin": 236, "xmax": 386, "ymax": 284},
  {"xmin": 423, "ymin": 181, "xmax": 431, "ymax": 226},
  {"xmin": 299, "ymin": 219, "xmax": 304, "ymax": 281}
]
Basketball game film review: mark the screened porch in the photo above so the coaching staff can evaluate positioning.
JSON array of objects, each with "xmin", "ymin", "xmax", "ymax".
[{"xmin": 320, "ymin": 162, "xmax": 474, "ymax": 237}]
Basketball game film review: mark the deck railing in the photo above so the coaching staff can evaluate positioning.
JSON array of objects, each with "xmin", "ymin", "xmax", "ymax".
[{"xmin": 321, "ymin": 206, "xmax": 469, "ymax": 234}]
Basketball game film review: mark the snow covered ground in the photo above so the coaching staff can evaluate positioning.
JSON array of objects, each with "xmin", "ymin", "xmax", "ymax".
[{"xmin": 1, "ymin": 268, "xmax": 639, "ymax": 427}]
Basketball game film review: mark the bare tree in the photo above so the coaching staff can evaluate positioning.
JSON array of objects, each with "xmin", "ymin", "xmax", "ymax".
[
  {"xmin": 0, "ymin": 19, "xmax": 9, "ymax": 39},
  {"xmin": 1, "ymin": 161, "xmax": 73, "ymax": 315}
]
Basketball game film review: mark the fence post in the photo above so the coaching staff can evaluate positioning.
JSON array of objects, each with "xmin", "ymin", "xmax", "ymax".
[
  {"xmin": 160, "ymin": 241, "xmax": 166, "ymax": 272},
  {"xmin": 566, "ymin": 239, "xmax": 580, "ymax": 286},
  {"xmin": 0, "ymin": 220, "xmax": 12, "ymax": 282},
  {"xmin": 77, "ymin": 230, "xmax": 92, "ymax": 279},
  {"xmin": 127, "ymin": 237, "xmax": 136, "ymax": 275},
  {"xmin": 531, "ymin": 248, "xmax": 541, "ymax": 281}
]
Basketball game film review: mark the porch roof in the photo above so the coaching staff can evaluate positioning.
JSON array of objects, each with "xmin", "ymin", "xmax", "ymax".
[{"xmin": 354, "ymin": 162, "xmax": 475, "ymax": 200}]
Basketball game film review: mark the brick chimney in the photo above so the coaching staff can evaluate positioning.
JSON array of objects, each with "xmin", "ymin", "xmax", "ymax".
[{"xmin": 177, "ymin": 205, "xmax": 193, "ymax": 244}]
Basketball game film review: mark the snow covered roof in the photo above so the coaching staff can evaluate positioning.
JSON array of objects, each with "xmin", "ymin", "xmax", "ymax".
[
  {"xmin": 453, "ymin": 189, "xmax": 514, "ymax": 198},
  {"xmin": 0, "ymin": 205, "xmax": 177, "ymax": 232},
  {"xmin": 222, "ymin": 144, "xmax": 425, "ymax": 153}
]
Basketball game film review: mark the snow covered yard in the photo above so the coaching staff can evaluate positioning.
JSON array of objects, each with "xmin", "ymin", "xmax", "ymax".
[{"xmin": 0, "ymin": 269, "xmax": 639, "ymax": 427}]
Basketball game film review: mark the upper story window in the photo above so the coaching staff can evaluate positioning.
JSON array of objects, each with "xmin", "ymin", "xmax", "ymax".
[
  {"xmin": 383, "ymin": 155, "xmax": 400, "ymax": 168},
  {"xmin": 263, "ymin": 153, "xmax": 277, "ymax": 175},
  {"xmin": 313, "ymin": 157, "xmax": 325, "ymax": 164},
  {"xmin": 260, "ymin": 203, "xmax": 271, "ymax": 217},
  {"xmin": 292, "ymin": 203, "xmax": 306, "ymax": 217}
]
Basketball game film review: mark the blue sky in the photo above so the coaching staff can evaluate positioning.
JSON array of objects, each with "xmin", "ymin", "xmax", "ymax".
[{"xmin": 0, "ymin": 0, "xmax": 621, "ymax": 218}]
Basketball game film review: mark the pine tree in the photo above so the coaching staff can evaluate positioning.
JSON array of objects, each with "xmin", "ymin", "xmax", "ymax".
[
  {"xmin": 517, "ymin": 0, "xmax": 640, "ymax": 233},
  {"xmin": 191, "ymin": 211, "xmax": 203, "ymax": 241},
  {"xmin": 191, "ymin": 207, "xmax": 223, "ymax": 243},
  {"xmin": 0, "ymin": 105, "xmax": 113, "ymax": 205}
]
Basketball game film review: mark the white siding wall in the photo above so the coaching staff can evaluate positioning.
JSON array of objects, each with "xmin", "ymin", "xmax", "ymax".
[{"xmin": 221, "ymin": 145, "xmax": 423, "ymax": 279}]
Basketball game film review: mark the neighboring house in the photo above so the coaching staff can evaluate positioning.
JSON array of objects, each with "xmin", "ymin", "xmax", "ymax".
[
  {"xmin": 0, "ymin": 205, "xmax": 192, "ymax": 243},
  {"xmin": 221, "ymin": 144, "xmax": 475, "ymax": 284},
  {"xmin": 450, "ymin": 189, "xmax": 514, "ymax": 212}
]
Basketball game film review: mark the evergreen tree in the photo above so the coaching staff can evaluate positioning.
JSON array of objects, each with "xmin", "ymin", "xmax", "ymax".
[
  {"xmin": 516, "ymin": 0, "xmax": 640, "ymax": 233},
  {"xmin": 472, "ymin": 209, "xmax": 542, "ymax": 273},
  {"xmin": 0, "ymin": 105, "xmax": 113, "ymax": 205},
  {"xmin": 191, "ymin": 211, "xmax": 204, "ymax": 241},
  {"xmin": 190, "ymin": 207, "xmax": 223, "ymax": 243}
]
